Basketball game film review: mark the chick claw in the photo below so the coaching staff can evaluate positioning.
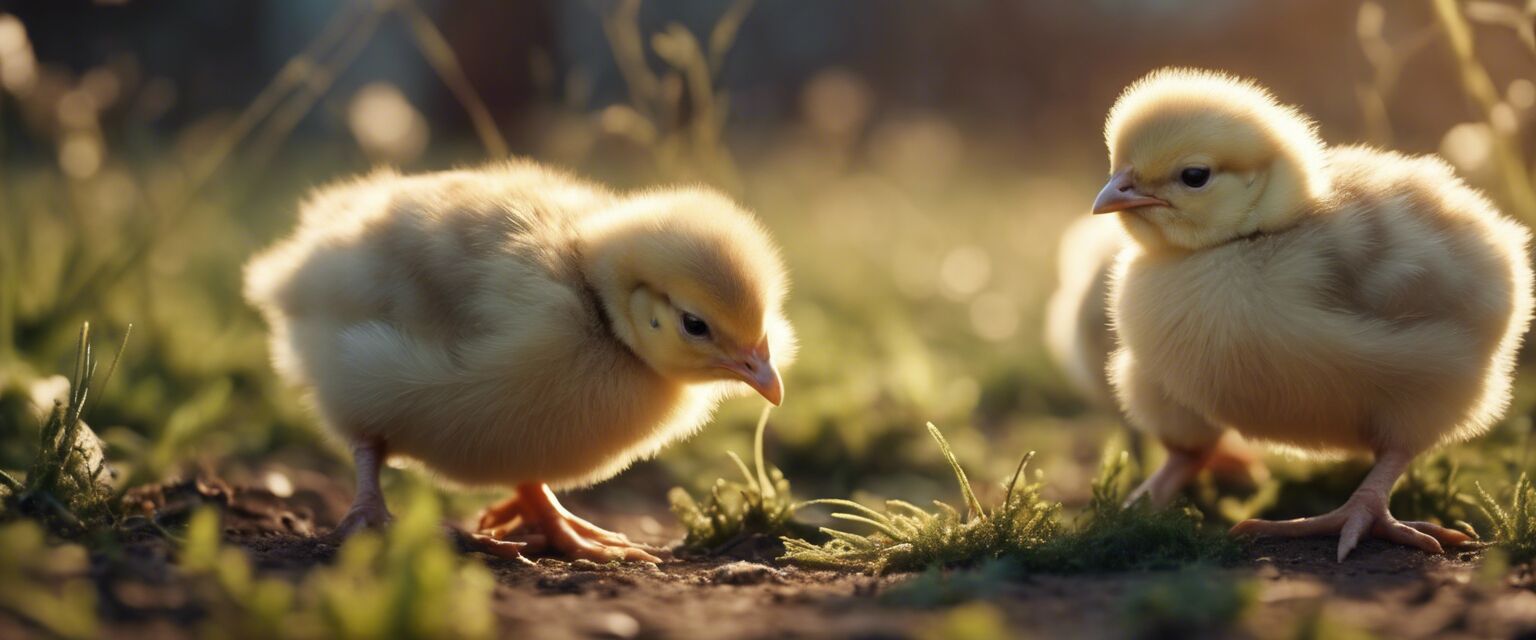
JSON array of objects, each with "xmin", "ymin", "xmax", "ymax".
[
  {"xmin": 461, "ymin": 532, "xmax": 531, "ymax": 562},
  {"xmin": 475, "ymin": 484, "xmax": 664, "ymax": 564},
  {"xmin": 1231, "ymin": 494, "xmax": 1473, "ymax": 562},
  {"xmin": 332, "ymin": 501, "xmax": 392, "ymax": 540}
]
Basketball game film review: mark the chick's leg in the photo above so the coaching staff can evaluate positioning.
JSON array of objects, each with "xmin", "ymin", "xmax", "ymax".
[
  {"xmin": 1230, "ymin": 449, "xmax": 1473, "ymax": 562},
  {"xmin": 334, "ymin": 438, "xmax": 393, "ymax": 537},
  {"xmin": 1126, "ymin": 442, "xmax": 1207, "ymax": 507},
  {"xmin": 476, "ymin": 484, "xmax": 662, "ymax": 563},
  {"xmin": 1125, "ymin": 430, "xmax": 1271, "ymax": 508},
  {"xmin": 1204, "ymin": 430, "xmax": 1270, "ymax": 489}
]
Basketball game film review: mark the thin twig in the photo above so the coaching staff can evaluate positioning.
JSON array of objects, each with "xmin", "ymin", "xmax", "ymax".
[
  {"xmin": 397, "ymin": 0, "xmax": 510, "ymax": 158},
  {"xmin": 1432, "ymin": 0, "xmax": 1536, "ymax": 221},
  {"xmin": 49, "ymin": 0, "xmax": 379, "ymax": 320},
  {"xmin": 0, "ymin": 468, "xmax": 21, "ymax": 493},
  {"xmin": 242, "ymin": 5, "xmax": 385, "ymax": 176},
  {"xmin": 752, "ymin": 405, "xmax": 775, "ymax": 500},
  {"xmin": 86, "ymin": 323, "xmax": 131, "ymax": 420},
  {"xmin": 187, "ymin": 0, "xmax": 369, "ymax": 191}
]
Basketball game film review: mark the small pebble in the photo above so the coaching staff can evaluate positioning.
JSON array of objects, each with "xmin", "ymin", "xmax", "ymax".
[
  {"xmin": 571, "ymin": 559, "xmax": 607, "ymax": 572},
  {"xmin": 586, "ymin": 611, "xmax": 641, "ymax": 639},
  {"xmin": 706, "ymin": 561, "xmax": 785, "ymax": 585}
]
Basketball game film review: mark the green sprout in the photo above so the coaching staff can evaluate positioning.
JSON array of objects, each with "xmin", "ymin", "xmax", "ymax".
[
  {"xmin": 782, "ymin": 425, "xmax": 1238, "ymax": 574},
  {"xmin": 780, "ymin": 422, "xmax": 1060, "ymax": 574},
  {"xmin": 1475, "ymin": 473, "xmax": 1536, "ymax": 564},
  {"xmin": 670, "ymin": 407, "xmax": 810, "ymax": 553},
  {"xmin": 1391, "ymin": 454, "xmax": 1478, "ymax": 536},
  {"xmin": 178, "ymin": 480, "xmax": 497, "ymax": 640},
  {"xmin": 0, "ymin": 322, "xmax": 130, "ymax": 535}
]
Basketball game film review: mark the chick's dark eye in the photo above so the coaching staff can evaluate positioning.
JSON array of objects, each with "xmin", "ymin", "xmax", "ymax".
[
  {"xmin": 1180, "ymin": 167, "xmax": 1211, "ymax": 188},
  {"xmin": 680, "ymin": 313, "xmax": 710, "ymax": 337}
]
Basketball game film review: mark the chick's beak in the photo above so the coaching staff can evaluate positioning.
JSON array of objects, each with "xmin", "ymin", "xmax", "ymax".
[
  {"xmin": 720, "ymin": 341, "xmax": 782, "ymax": 406},
  {"xmin": 1092, "ymin": 167, "xmax": 1169, "ymax": 214}
]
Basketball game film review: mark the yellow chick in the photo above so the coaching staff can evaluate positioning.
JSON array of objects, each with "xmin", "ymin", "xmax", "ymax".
[
  {"xmin": 1045, "ymin": 215, "xmax": 1266, "ymax": 490},
  {"xmin": 245, "ymin": 160, "xmax": 794, "ymax": 562},
  {"xmin": 1094, "ymin": 69, "xmax": 1533, "ymax": 561}
]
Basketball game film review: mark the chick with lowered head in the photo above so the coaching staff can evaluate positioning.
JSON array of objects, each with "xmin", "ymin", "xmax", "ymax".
[
  {"xmin": 1095, "ymin": 69, "xmax": 1532, "ymax": 561},
  {"xmin": 245, "ymin": 160, "xmax": 794, "ymax": 562}
]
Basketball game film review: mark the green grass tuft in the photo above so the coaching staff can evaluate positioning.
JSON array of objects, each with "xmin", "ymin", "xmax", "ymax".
[
  {"xmin": 179, "ymin": 478, "xmax": 497, "ymax": 639},
  {"xmin": 781, "ymin": 425, "xmax": 1238, "ymax": 574},
  {"xmin": 670, "ymin": 407, "xmax": 811, "ymax": 552},
  {"xmin": 1019, "ymin": 451, "xmax": 1241, "ymax": 573},
  {"xmin": 1475, "ymin": 472, "xmax": 1536, "ymax": 564},
  {"xmin": 780, "ymin": 422, "xmax": 1060, "ymax": 573},
  {"xmin": 1, "ymin": 322, "xmax": 130, "ymax": 536}
]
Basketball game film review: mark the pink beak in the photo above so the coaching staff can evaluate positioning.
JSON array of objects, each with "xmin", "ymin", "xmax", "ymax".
[
  {"xmin": 1092, "ymin": 167, "xmax": 1169, "ymax": 214},
  {"xmin": 719, "ymin": 341, "xmax": 782, "ymax": 405}
]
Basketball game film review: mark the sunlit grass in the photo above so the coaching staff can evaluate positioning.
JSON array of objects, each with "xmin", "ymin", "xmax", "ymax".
[
  {"xmin": 1020, "ymin": 452, "xmax": 1240, "ymax": 574},
  {"xmin": 782, "ymin": 424, "xmax": 1238, "ymax": 574},
  {"xmin": 1391, "ymin": 453, "xmax": 1480, "ymax": 537},
  {"xmin": 0, "ymin": 323, "xmax": 128, "ymax": 536},
  {"xmin": 780, "ymin": 422, "xmax": 1059, "ymax": 573},
  {"xmin": 1476, "ymin": 473, "xmax": 1536, "ymax": 565},
  {"xmin": 0, "ymin": 520, "xmax": 98, "ymax": 639},
  {"xmin": 179, "ymin": 480, "xmax": 497, "ymax": 639},
  {"xmin": 669, "ymin": 407, "xmax": 813, "ymax": 553}
]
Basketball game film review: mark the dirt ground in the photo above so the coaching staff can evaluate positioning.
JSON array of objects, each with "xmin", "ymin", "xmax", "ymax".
[{"xmin": 11, "ymin": 475, "xmax": 1536, "ymax": 640}]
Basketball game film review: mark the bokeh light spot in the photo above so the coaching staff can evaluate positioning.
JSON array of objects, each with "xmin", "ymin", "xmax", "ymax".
[
  {"xmin": 59, "ymin": 132, "xmax": 103, "ymax": 178},
  {"xmin": 802, "ymin": 68, "xmax": 872, "ymax": 138},
  {"xmin": 347, "ymin": 82, "xmax": 429, "ymax": 164},
  {"xmin": 940, "ymin": 245, "xmax": 991, "ymax": 300},
  {"xmin": 969, "ymin": 291, "xmax": 1020, "ymax": 341},
  {"xmin": 1440, "ymin": 122, "xmax": 1492, "ymax": 173}
]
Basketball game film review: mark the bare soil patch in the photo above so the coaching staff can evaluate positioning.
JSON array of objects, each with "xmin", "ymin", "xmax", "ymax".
[{"xmin": 10, "ymin": 476, "xmax": 1536, "ymax": 639}]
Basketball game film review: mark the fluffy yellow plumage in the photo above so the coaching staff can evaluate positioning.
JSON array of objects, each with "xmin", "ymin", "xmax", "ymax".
[
  {"xmin": 244, "ymin": 159, "xmax": 795, "ymax": 561},
  {"xmin": 1095, "ymin": 68, "xmax": 1533, "ymax": 561}
]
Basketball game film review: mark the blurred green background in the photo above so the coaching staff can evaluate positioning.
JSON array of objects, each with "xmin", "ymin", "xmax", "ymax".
[{"xmin": 3, "ymin": 0, "xmax": 1536, "ymax": 525}]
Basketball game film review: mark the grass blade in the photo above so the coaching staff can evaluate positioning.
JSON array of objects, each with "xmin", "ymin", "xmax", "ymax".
[{"xmin": 927, "ymin": 422, "xmax": 984, "ymax": 521}]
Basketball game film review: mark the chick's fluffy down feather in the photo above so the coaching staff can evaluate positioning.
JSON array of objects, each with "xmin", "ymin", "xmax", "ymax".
[
  {"xmin": 1111, "ymin": 147, "xmax": 1533, "ymax": 455},
  {"xmin": 245, "ymin": 161, "xmax": 783, "ymax": 489}
]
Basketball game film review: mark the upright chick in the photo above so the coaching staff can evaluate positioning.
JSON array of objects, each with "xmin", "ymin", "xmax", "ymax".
[
  {"xmin": 1095, "ymin": 69, "xmax": 1532, "ymax": 561},
  {"xmin": 245, "ymin": 160, "xmax": 794, "ymax": 561}
]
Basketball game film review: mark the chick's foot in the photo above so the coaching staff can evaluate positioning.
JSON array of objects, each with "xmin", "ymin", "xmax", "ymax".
[
  {"xmin": 476, "ymin": 484, "xmax": 663, "ymax": 563},
  {"xmin": 1229, "ymin": 449, "xmax": 1473, "ymax": 562},
  {"xmin": 334, "ymin": 499, "xmax": 392, "ymax": 538},
  {"xmin": 332, "ymin": 438, "xmax": 392, "ymax": 539}
]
